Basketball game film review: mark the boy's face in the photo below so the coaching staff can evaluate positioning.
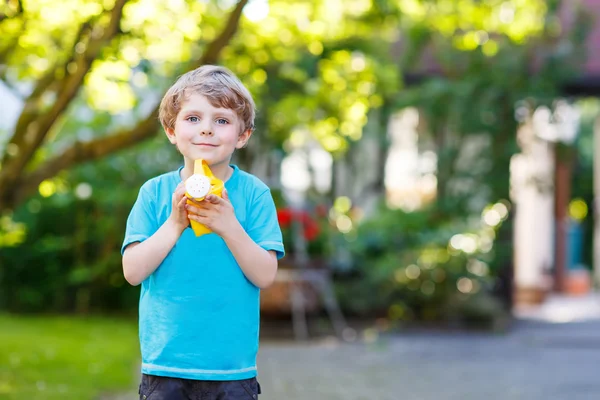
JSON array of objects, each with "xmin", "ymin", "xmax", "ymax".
[{"xmin": 165, "ymin": 93, "xmax": 251, "ymax": 168}]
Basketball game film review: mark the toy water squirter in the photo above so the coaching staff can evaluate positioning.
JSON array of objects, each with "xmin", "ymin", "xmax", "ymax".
[{"xmin": 184, "ymin": 159, "xmax": 224, "ymax": 236}]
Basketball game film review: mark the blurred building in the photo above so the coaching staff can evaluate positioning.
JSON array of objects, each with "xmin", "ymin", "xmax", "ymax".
[
  {"xmin": 515, "ymin": 0, "xmax": 600, "ymax": 304},
  {"xmin": 406, "ymin": 0, "xmax": 600, "ymax": 306}
]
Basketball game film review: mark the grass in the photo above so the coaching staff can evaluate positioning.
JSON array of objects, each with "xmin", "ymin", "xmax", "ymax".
[{"xmin": 0, "ymin": 314, "xmax": 139, "ymax": 400}]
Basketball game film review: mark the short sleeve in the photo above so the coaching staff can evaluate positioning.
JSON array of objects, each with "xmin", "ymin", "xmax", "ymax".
[
  {"xmin": 246, "ymin": 189, "xmax": 285, "ymax": 259},
  {"xmin": 121, "ymin": 183, "xmax": 159, "ymax": 255}
]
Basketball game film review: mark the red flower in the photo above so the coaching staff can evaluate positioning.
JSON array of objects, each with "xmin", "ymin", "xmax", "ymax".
[
  {"xmin": 277, "ymin": 208, "xmax": 293, "ymax": 227},
  {"xmin": 303, "ymin": 217, "xmax": 320, "ymax": 241},
  {"xmin": 277, "ymin": 207, "xmax": 321, "ymax": 241}
]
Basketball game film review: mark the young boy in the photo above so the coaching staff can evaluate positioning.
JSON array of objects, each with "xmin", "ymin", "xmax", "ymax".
[{"xmin": 121, "ymin": 65, "xmax": 284, "ymax": 400}]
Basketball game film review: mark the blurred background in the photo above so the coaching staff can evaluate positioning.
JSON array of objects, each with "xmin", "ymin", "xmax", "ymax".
[{"xmin": 0, "ymin": 0, "xmax": 599, "ymax": 399}]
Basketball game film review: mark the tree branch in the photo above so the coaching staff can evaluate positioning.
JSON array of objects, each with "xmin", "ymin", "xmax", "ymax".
[
  {"xmin": 15, "ymin": 111, "xmax": 159, "ymax": 204},
  {"xmin": 33, "ymin": 21, "xmax": 95, "ymax": 102},
  {"xmin": 11, "ymin": 20, "xmax": 95, "ymax": 141},
  {"xmin": 0, "ymin": 0, "xmax": 129, "ymax": 209},
  {"xmin": 8, "ymin": 0, "xmax": 249, "ymax": 208},
  {"xmin": 191, "ymin": 0, "xmax": 249, "ymax": 68},
  {"xmin": 15, "ymin": 1, "xmax": 125, "ymax": 156},
  {"xmin": 0, "ymin": 0, "xmax": 23, "ymax": 23}
]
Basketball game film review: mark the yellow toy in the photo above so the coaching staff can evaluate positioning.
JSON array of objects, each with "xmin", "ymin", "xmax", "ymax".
[{"xmin": 184, "ymin": 159, "xmax": 224, "ymax": 236}]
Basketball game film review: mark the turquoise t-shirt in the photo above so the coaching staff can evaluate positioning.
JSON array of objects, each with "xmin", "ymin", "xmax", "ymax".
[{"xmin": 121, "ymin": 165, "xmax": 284, "ymax": 381}]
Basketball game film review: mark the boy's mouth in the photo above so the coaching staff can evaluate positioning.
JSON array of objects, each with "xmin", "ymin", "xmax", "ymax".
[{"xmin": 194, "ymin": 143, "xmax": 217, "ymax": 147}]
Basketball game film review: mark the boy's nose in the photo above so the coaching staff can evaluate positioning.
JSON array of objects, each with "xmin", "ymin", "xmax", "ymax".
[
  {"xmin": 198, "ymin": 119, "xmax": 213, "ymax": 136},
  {"xmin": 199, "ymin": 122, "xmax": 213, "ymax": 136}
]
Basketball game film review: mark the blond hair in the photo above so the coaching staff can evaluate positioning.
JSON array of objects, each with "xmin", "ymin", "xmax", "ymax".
[{"xmin": 158, "ymin": 65, "xmax": 256, "ymax": 133}]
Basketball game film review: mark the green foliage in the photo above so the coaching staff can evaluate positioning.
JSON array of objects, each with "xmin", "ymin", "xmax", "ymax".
[
  {"xmin": 394, "ymin": 0, "xmax": 589, "ymax": 209},
  {"xmin": 336, "ymin": 202, "xmax": 509, "ymax": 327},
  {"xmin": 0, "ymin": 0, "xmax": 593, "ymax": 325},
  {"xmin": 0, "ymin": 0, "xmax": 404, "ymax": 212},
  {"xmin": 0, "ymin": 314, "xmax": 138, "ymax": 399},
  {"xmin": 0, "ymin": 137, "xmax": 178, "ymax": 313}
]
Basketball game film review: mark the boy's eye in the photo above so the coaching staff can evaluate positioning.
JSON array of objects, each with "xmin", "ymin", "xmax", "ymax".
[
  {"xmin": 216, "ymin": 118, "xmax": 228, "ymax": 125},
  {"xmin": 187, "ymin": 116, "xmax": 199, "ymax": 123}
]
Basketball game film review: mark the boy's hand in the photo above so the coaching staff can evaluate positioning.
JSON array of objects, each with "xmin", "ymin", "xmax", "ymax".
[
  {"xmin": 168, "ymin": 182, "xmax": 189, "ymax": 233},
  {"xmin": 186, "ymin": 188, "xmax": 239, "ymax": 238}
]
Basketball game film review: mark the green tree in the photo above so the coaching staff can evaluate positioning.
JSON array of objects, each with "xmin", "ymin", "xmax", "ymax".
[
  {"xmin": 0, "ymin": 0, "xmax": 249, "ymax": 213},
  {"xmin": 395, "ymin": 0, "xmax": 590, "ymax": 211}
]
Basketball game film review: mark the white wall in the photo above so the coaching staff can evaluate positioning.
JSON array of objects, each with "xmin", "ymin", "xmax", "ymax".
[{"xmin": 511, "ymin": 120, "xmax": 555, "ymax": 293}]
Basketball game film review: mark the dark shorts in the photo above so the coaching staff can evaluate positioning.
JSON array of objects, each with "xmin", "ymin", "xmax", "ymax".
[{"xmin": 138, "ymin": 374, "xmax": 261, "ymax": 400}]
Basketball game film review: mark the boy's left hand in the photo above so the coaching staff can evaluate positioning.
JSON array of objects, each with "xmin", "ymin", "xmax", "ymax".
[{"xmin": 186, "ymin": 188, "xmax": 240, "ymax": 237}]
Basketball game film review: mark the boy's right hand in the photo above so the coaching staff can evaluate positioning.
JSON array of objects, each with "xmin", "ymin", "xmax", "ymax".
[{"xmin": 168, "ymin": 182, "xmax": 189, "ymax": 233}]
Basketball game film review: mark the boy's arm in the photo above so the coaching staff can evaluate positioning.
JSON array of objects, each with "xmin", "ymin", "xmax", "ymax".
[
  {"xmin": 122, "ymin": 183, "xmax": 189, "ymax": 286},
  {"xmin": 186, "ymin": 188, "xmax": 282, "ymax": 288},
  {"xmin": 122, "ymin": 219, "xmax": 186, "ymax": 286},
  {"xmin": 221, "ymin": 225, "xmax": 278, "ymax": 289}
]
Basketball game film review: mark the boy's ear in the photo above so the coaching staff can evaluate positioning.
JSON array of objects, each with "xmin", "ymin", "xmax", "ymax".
[
  {"xmin": 165, "ymin": 127, "xmax": 177, "ymax": 144},
  {"xmin": 236, "ymin": 128, "xmax": 253, "ymax": 149}
]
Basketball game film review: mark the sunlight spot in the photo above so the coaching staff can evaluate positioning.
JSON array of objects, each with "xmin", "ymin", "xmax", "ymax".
[
  {"xmin": 335, "ymin": 215, "xmax": 353, "ymax": 233},
  {"xmin": 499, "ymin": 2, "xmax": 515, "ymax": 24},
  {"xmin": 244, "ymin": 0, "xmax": 269, "ymax": 22},
  {"xmin": 67, "ymin": 62, "xmax": 78, "ymax": 74},
  {"xmin": 132, "ymin": 71, "xmax": 148, "ymax": 87},
  {"xmin": 251, "ymin": 69, "xmax": 267, "ymax": 84},
  {"xmin": 39, "ymin": 180, "xmax": 56, "ymax": 198},
  {"xmin": 483, "ymin": 209, "xmax": 501, "ymax": 226},
  {"xmin": 6, "ymin": 143, "xmax": 19, "ymax": 156},
  {"xmin": 492, "ymin": 202, "xmax": 509, "ymax": 219},
  {"xmin": 569, "ymin": 198, "xmax": 588, "ymax": 221},
  {"xmin": 405, "ymin": 264, "xmax": 421, "ymax": 280},
  {"xmin": 75, "ymin": 183, "xmax": 93, "ymax": 200},
  {"xmin": 467, "ymin": 259, "xmax": 489, "ymax": 277},
  {"xmin": 351, "ymin": 52, "xmax": 366, "ymax": 72},
  {"xmin": 457, "ymin": 277, "xmax": 473, "ymax": 294},
  {"xmin": 322, "ymin": 135, "xmax": 344, "ymax": 152},
  {"xmin": 308, "ymin": 41, "xmax": 323, "ymax": 56},
  {"xmin": 75, "ymin": 42, "xmax": 86, "ymax": 54},
  {"xmin": 450, "ymin": 233, "xmax": 478, "ymax": 253},
  {"xmin": 334, "ymin": 196, "xmax": 352, "ymax": 214},
  {"xmin": 475, "ymin": 30, "xmax": 489, "ymax": 45}
]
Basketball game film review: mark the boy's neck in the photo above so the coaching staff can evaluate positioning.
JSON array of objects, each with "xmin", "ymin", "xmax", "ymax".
[{"xmin": 180, "ymin": 160, "xmax": 233, "ymax": 183}]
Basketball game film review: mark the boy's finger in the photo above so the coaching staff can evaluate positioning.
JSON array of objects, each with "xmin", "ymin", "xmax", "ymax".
[
  {"xmin": 205, "ymin": 194, "xmax": 223, "ymax": 204},
  {"xmin": 186, "ymin": 198, "xmax": 205, "ymax": 208},
  {"xmin": 185, "ymin": 204, "xmax": 201, "ymax": 214}
]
